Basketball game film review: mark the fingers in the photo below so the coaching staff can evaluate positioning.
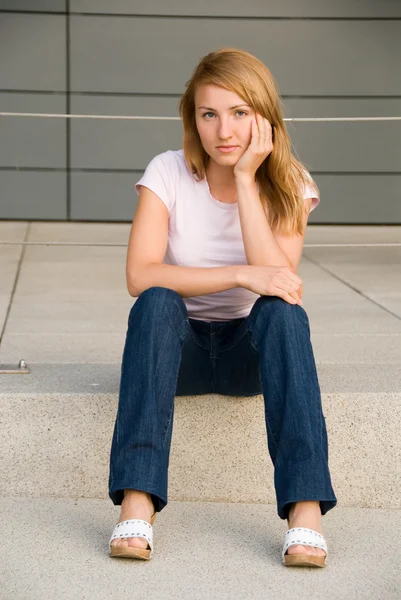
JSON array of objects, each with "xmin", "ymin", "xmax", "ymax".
[
  {"xmin": 256, "ymin": 113, "xmax": 272, "ymax": 149},
  {"xmin": 255, "ymin": 114, "xmax": 263, "ymax": 147},
  {"xmin": 255, "ymin": 114, "xmax": 264, "ymax": 148},
  {"xmin": 272, "ymin": 287, "xmax": 301, "ymax": 305},
  {"xmin": 275, "ymin": 270, "xmax": 303, "ymax": 305},
  {"xmin": 251, "ymin": 116, "xmax": 259, "ymax": 147},
  {"xmin": 282, "ymin": 268, "xmax": 302, "ymax": 288},
  {"xmin": 286, "ymin": 287, "xmax": 302, "ymax": 305},
  {"xmin": 271, "ymin": 280, "xmax": 302, "ymax": 305},
  {"xmin": 290, "ymin": 291, "xmax": 303, "ymax": 305}
]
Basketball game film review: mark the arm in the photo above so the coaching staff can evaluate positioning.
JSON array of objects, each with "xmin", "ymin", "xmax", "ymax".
[
  {"xmin": 131, "ymin": 263, "xmax": 243, "ymax": 298},
  {"xmin": 233, "ymin": 113, "xmax": 311, "ymax": 277},
  {"xmin": 235, "ymin": 174, "xmax": 312, "ymax": 272},
  {"xmin": 129, "ymin": 185, "xmax": 303, "ymax": 304},
  {"xmin": 127, "ymin": 185, "xmax": 242, "ymax": 297}
]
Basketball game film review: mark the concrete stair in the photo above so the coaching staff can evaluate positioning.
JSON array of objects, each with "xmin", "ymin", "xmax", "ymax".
[
  {"xmin": 0, "ymin": 386, "xmax": 400, "ymax": 509},
  {"xmin": 1, "ymin": 222, "xmax": 401, "ymax": 599}
]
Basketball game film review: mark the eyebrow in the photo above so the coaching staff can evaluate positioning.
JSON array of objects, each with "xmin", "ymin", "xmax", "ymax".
[{"xmin": 197, "ymin": 104, "xmax": 250, "ymax": 111}]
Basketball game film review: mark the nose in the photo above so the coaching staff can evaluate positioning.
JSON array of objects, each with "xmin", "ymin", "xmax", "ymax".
[{"xmin": 217, "ymin": 116, "xmax": 233, "ymax": 141}]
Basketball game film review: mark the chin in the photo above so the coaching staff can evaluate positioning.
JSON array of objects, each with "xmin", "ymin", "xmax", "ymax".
[{"xmin": 213, "ymin": 152, "xmax": 238, "ymax": 163}]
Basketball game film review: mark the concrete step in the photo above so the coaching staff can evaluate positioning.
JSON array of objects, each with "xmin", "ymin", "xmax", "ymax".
[
  {"xmin": 1, "ymin": 223, "xmax": 400, "ymax": 513},
  {"xmin": 1, "ymin": 497, "xmax": 399, "ymax": 600},
  {"xmin": 1, "ymin": 383, "xmax": 399, "ymax": 509}
]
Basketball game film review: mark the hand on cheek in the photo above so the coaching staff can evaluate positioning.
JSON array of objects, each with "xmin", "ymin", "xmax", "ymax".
[{"xmin": 234, "ymin": 113, "xmax": 274, "ymax": 179}]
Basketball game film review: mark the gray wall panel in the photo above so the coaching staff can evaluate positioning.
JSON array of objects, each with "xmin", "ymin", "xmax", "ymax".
[
  {"xmin": 0, "ymin": 1, "xmax": 65, "ymax": 10},
  {"xmin": 70, "ymin": 17, "xmax": 401, "ymax": 95},
  {"xmin": 0, "ymin": 172, "xmax": 67, "ymax": 219},
  {"xmin": 0, "ymin": 7, "xmax": 400, "ymax": 223},
  {"xmin": 70, "ymin": 96, "xmax": 181, "ymax": 169},
  {"xmin": 70, "ymin": 96, "xmax": 400, "ymax": 172},
  {"xmin": 288, "ymin": 121, "xmax": 401, "ymax": 173},
  {"xmin": 308, "ymin": 175, "xmax": 401, "ymax": 223},
  {"xmin": 70, "ymin": 173, "xmax": 401, "ymax": 223},
  {"xmin": 0, "ymin": 14, "xmax": 66, "ymax": 91},
  {"xmin": 71, "ymin": 172, "xmax": 138, "ymax": 220},
  {"xmin": 70, "ymin": 1, "xmax": 401, "ymax": 18},
  {"xmin": 283, "ymin": 98, "xmax": 401, "ymax": 119},
  {"xmin": 0, "ymin": 94, "xmax": 66, "ymax": 168}
]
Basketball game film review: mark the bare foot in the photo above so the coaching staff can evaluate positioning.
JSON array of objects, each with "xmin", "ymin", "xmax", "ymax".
[
  {"xmin": 111, "ymin": 489, "xmax": 155, "ymax": 550},
  {"xmin": 286, "ymin": 501, "xmax": 326, "ymax": 557}
]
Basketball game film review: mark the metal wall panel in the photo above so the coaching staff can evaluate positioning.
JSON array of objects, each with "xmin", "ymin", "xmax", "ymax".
[
  {"xmin": 0, "ymin": 6, "xmax": 400, "ymax": 223},
  {"xmin": 69, "ymin": 96, "xmax": 181, "ymax": 170},
  {"xmin": 70, "ymin": 0, "xmax": 401, "ymax": 18},
  {"xmin": 308, "ymin": 175, "xmax": 401, "ymax": 223},
  {"xmin": 69, "ymin": 94, "xmax": 401, "ymax": 221},
  {"xmin": 0, "ymin": 1, "xmax": 65, "ymax": 10},
  {"xmin": 0, "ymin": 94, "xmax": 66, "ymax": 168},
  {"xmin": 70, "ymin": 172, "xmax": 401, "ymax": 223},
  {"xmin": 288, "ymin": 121, "xmax": 400, "ymax": 173},
  {"xmin": 69, "ymin": 17, "xmax": 401, "ymax": 96},
  {"xmin": 0, "ymin": 172, "xmax": 67, "ymax": 219},
  {"xmin": 70, "ymin": 172, "xmax": 139, "ymax": 220},
  {"xmin": 69, "ymin": 96, "xmax": 400, "ymax": 171},
  {"xmin": 0, "ymin": 14, "xmax": 66, "ymax": 91}
]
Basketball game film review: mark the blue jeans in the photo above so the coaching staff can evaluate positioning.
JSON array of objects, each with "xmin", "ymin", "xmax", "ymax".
[{"xmin": 109, "ymin": 287, "xmax": 337, "ymax": 520}]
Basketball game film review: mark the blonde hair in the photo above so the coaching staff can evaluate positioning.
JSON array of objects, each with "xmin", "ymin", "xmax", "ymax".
[{"xmin": 179, "ymin": 47, "xmax": 318, "ymax": 236}]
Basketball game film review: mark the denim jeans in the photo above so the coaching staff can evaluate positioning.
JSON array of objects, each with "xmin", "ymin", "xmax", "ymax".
[{"xmin": 109, "ymin": 286, "xmax": 337, "ymax": 520}]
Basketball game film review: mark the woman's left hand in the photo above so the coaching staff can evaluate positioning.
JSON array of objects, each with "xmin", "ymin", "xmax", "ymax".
[{"xmin": 233, "ymin": 113, "xmax": 274, "ymax": 180}]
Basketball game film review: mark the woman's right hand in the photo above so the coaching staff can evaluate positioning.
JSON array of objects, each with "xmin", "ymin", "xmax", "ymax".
[{"xmin": 237, "ymin": 265, "xmax": 303, "ymax": 305}]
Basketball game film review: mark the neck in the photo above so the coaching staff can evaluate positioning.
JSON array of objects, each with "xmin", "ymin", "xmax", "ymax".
[{"xmin": 205, "ymin": 159, "xmax": 236, "ymax": 188}]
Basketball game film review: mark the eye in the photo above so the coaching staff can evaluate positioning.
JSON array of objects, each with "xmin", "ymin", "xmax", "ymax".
[
  {"xmin": 202, "ymin": 112, "xmax": 215, "ymax": 119},
  {"xmin": 236, "ymin": 110, "xmax": 247, "ymax": 117}
]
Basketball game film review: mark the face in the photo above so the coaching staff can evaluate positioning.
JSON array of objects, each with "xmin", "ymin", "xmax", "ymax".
[{"xmin": 194, "ymin": 84, "xmax": 254, "ymax": 166}]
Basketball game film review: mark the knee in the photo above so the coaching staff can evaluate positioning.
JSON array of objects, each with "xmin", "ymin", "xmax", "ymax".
[
  {"xmin": 129, "ymin": 287, "xmax": 186, "ymax": 321},
  {"xmin": 252, "ymin": 296, "xmax": 309, "ymax": 327}
]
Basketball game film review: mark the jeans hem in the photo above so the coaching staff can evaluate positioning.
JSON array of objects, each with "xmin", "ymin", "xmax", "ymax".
[
  {"xmin": 277, "ymin": 497, "xmax": 338, "ymax": 521},
  {"xmin": 109, "ymin": 484, "xmax": 168, "ymax": 513}
]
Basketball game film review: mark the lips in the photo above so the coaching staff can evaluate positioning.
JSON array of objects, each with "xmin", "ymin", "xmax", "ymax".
[{"xmin": 216, "ymin": 145, "xmax": 238, "ymax": 153}]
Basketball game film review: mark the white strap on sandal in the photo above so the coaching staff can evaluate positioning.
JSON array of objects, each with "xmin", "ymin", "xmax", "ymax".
[
  {"xmin": 109, "ymin": 519, "xmax": 154, "ymax": 556},
  {"xmin": 282, "ymin": 527, "xmax": 328, "ymax": 563}
]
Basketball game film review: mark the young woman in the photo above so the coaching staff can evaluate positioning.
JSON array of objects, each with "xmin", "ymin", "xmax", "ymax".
[{"xmin": 108, "ymin": 48, "xmax": 337, "ymax": 568}]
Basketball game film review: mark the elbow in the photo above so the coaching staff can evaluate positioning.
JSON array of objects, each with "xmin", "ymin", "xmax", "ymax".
[
  {"xmin": 127, "ymin": 285, "xmax": 139, "ymax": 298},
  {"xmin": 127, "ymin": 273, "xmax": 141, "ymax": 298}
]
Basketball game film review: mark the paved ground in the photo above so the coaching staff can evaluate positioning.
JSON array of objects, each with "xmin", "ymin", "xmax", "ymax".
[
  {"xmin": 1, "ymin": 498, "xmax": 400, "ymax": 600},
  {"xmin": 1, "ymin": 222, "xmax": 400, "ymax": 600}
]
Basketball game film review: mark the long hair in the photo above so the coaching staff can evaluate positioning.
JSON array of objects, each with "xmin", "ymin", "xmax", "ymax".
[{"xmin": 179, "ymin": 48, "xmax": 319, "ymax": 236}]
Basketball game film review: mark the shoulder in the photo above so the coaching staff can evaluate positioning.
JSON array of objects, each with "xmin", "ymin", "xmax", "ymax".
[
  {"xmin": 149, "ymin": 148, "xmax": 187, "ymax": 171},
  {"xmin": 299, "ymin": 167, "xmax": 318, "ymax": 196},
  {"xmin": 142, "ymin": 149, "xmax": 192, "ymax": 183},
  {"xmin": 299, "ymin": 166, "xmax": 320, "ymax": 212},
  {"xmin": 136, "ymin": 149, "xmax": 182, "ymax": 186}
]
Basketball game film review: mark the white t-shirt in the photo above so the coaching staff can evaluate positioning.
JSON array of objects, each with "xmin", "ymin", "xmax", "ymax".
[{"xmin": 135, "ymin": 149, "xmax": 319, "ymax": 322}]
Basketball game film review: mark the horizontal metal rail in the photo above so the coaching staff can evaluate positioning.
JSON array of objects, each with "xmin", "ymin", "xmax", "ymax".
[
  {"xmin": 1, "ymin": 112, "xmax": 401, "ymax": 122},
  {"xmin": 0, "ymin": 242, "xmax": 400, "ymax": 248}
]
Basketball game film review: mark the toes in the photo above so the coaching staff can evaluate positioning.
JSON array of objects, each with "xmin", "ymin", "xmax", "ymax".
[
  {"xmin": 112, "ymin": 538, "xmax": 128, "ymax": 548},
  {"xmin": 287, "ymin": 545, "xmax": 325, "ymax": 557},
  {"xmin": 111, "ymin": 536, "xmax": 149, "ymax": 549}
]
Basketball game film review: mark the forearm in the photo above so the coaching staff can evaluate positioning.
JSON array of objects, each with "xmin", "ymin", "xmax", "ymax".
[
  {"xmin": 128, "ymin": 263, "xmax": 244, "ymax": 298},
  {"xmin": 235, "ymin": 176, "xmax": 291, "ymax": 268}
]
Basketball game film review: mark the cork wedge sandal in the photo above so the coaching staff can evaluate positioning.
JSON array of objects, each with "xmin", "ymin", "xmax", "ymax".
[
  {"xmin": 282, "ymin": 528, "xmax": 328, "ymax": 568},
  {"xmin": 109, "ymin": 511, "xmax": 157, "ymax": 560}
]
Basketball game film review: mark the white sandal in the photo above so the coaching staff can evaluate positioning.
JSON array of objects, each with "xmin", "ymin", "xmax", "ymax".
[
  {"xmin": 109, "ymin": 512, "xmax": 157, "ymax": 560},
  {"xmin": 282, "ymin": 527, "xmax": 328, "ymax": 567}
]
